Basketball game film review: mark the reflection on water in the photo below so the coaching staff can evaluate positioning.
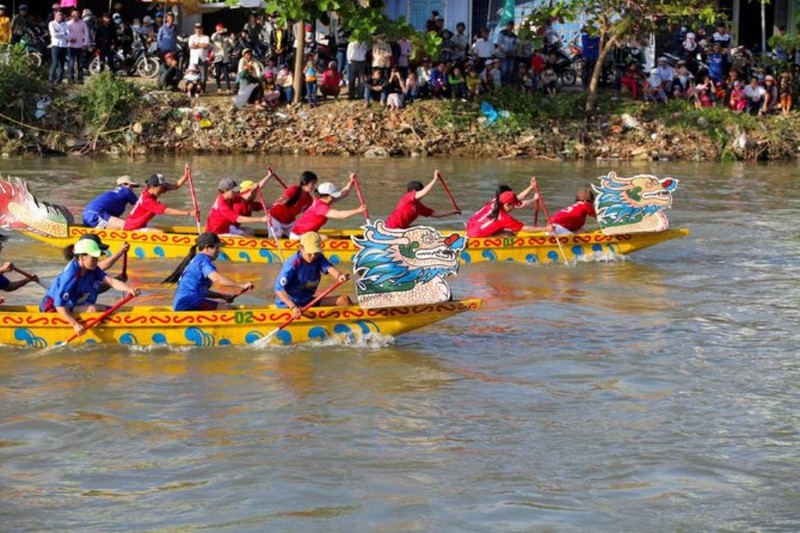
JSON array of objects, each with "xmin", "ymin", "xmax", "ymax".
[{"xmin": 1, "ymin": 157, "xmax": 799, "ymax": 530}]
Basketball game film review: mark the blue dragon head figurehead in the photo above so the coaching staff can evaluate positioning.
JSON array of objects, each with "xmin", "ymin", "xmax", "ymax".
[
  {"xmin": 351, "ymin": 221, "xmax": 466, "ymax": 308},
  {"xmin": 592, "ymin": 172, "xmax": 678, "ymax": 235}
]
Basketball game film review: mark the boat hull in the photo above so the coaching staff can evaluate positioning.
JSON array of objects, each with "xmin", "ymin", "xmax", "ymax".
[
  {"xmin": 0, "ymin": 299, "xmax": 482, "ymax": 348},
  {"xmin": 463, "ymin": 228, "xmax": 690, "ymax": 264},
  {"xmin": 19, "ymin": 225, "xmax": 689, "ymax": 265}
]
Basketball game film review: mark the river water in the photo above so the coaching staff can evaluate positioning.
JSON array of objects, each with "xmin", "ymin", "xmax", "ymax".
[{"xmin": 0, "ymin": 156, "xmax": 798, "ymax": 531}]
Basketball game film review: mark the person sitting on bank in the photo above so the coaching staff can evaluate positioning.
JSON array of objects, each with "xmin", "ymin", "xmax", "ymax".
[
  {"xmin": 40, "ymin": 237, "xmax": 140, "ymax": 337},
  {"xmin": 123, "ymin": 167, "xmax": 199, "ymax": 231},
  {"xmin": 385, "ymin": 170, "xmax": 461, "ymax": 230},
  {"xmin": 82, "ymin": 175, "xmax": 140, "ymax": 229},
  {"xmin": 158, "ymin": 52, "xmax": 181, "ymax": 91},
  {"xmin": 289, "ymin": 174, "xmax": 366, "ymax": 240},
  {"xmin": 165, "ymin": 232, "xmax": 254, "ymax": 311},
  {"xmin": 205, "ymin": 178, "xmax": 269, "ymax": 236},
  {"xmin": 274, "ymin": 231, "xmax": 351, "ymax": 319},
  {"xmin": 0, "ymin": 233, "xmax": 39, "ymax": 294}
]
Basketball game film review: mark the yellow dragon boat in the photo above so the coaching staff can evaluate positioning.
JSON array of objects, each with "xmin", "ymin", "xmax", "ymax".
[
  {"xmin": 1, "ymin": 172, "xmax": 689, "ymax": 265},
  {"xmin": 0, "ymin": 300, "xmax": 481, "ymax": 348}
]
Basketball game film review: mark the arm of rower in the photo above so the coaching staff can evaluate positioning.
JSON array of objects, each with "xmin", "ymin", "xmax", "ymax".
[
  {"xmin": 3, "ymin": 278, "xmax": 33, "ymax": 291},
  {"xmin": 335, "ymin": 173, "xmax": 356, "ymax": 200},
  {"xmin": 98, "ymin": 243, "xmax": 129, "ymax": 271},
  {"xmin": 103, "ymin": 276, "xmax": 138, "ymax": 296},
  {"xmin": 517, "ymin": 176, "xmax": 538, "ymax": 201},
  {"xmin": 208, "ymin": 271, "xmax": 252, "ymax": 292},
  {"xmin": 327, "ymin": 205, "xmax": 365, "ymax": 219},
  {"xmin": 429, "ymin": 209, "xmax": 460, "ymax": 218},
  {"xmin": 56, "ymin": 305, "xmax": 85, "ymax": 335},
  {"xmin": 275, "ymin": 289, "xmax": 302, "ymax": 318},
  {"xmin": 163, "ymin": 207, "xmax": 195, "ymax": 217},
  {"xmin": 415, "ymin": 172, "xmax": 440, "ymax": 200},
  {"xmin": 235, "ymin": 214, "xmax": 269, "ymax": 225}
]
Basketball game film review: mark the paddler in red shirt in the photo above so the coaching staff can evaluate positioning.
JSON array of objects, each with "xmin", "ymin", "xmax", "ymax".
[
  {"xmin": 534, "ymin": 185, "xmax": 597, "ymax": 234},
  {"xmin": 385, "ymin": 170, "xmax": 461, "ymax": 230},
  {"xmin": 289, "ymin": 173, "xmax": 366, "ymax": 240},
  {"xmin": 269, "ymin": 171, "xmax": 318, "ymax": 238},
  {"xmin": 123, "ymin": 169, "xmax": 200, "ymax": 231},
  {"xmin": 205, "ymin": 178, "xmax": 270, "ymax": 235},
  {"xmin": 466, "ymin": 177, "xmax": 541, "ymax": 238},
  {"xmin": 234, "ymin": 177, "xmax": 270, "ymax": 218}
]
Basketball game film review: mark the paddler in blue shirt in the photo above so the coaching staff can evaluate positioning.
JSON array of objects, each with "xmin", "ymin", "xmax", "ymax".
[
  {"xmin": 274, "ymin": 231, "xmax": 351, "ymax": 318},
  {"xmin": 41, "ymin": 237, "xmax": 140, "ymax": 337},
  {"xmin": 82, "ymin": 176, "xmax": 140, "ymax": 229},
  {"xmin": 164, "ymin": 232, "xmax": 254, "ymax": 311},
  {"xmin": 0, "ymin": 233, "xmax": 39, "ymax": 294}
]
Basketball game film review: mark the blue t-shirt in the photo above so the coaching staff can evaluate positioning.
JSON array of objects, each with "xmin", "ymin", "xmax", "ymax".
[
  {"xmin": 0, "ymin": 273, "xmax": 9, "ymax": 291},
  {"xmin": 173, "ymin": 253, "xmax": 216, "ymax": 311},
  {"xmin": 40, "ymin": 260, "xmax": 107, "ymax": 311},
  {"xmin": 274, "ymin": 252, "xmax": 332, "ymax": 308},
  {"xmin": 707, "ymin": 53, "xmax": 724, "ymax": 81},
  {"xmin": 82, "ymin": 186, "xmax": 138, "ymax": 226}
]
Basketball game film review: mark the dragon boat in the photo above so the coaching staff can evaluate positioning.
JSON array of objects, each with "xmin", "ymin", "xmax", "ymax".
[
  {"xmin": 0, "ymin": 300, "xmax": 481, "ymax": 348},
  {"xmin": 0, "ymin": 172, "xmax": 688, "ymax": 265},
  {"xmin": 0, "ymin": 221, "xmax": 479, "ymax": 348}
]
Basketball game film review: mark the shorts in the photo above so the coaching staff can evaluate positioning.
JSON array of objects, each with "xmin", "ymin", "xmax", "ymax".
[
  {"xmin": 196, "ymin": 299, "xmax": 220, "ymax": 311},
  {"xmin": 82, "ymin": 210, "xmax": 109, "ymax": 229},
  {"xmin": 40, "ymin": 296, "xmax": 57, "ymax": 313},
  {"xmin": 271, "ymin": 219, "xmax": 295, "ymax": 238}
]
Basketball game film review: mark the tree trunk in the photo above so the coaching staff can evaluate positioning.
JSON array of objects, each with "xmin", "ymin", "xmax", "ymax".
[
  {"xmin": 585, "ymin": 35, "xmax": 617, "ymax": 114},
  {"xmin": 293, "ymin": 20, "xmax": 305, "ymax": 105}
]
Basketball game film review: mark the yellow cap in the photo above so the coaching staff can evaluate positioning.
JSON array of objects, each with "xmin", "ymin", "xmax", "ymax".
[
  {"xmin": 239, "ymin": 180, "xmax": 257, "ymax": 193},
  {"xmin": 300, "ymin": 232, "xmax": 322, "ymax": 254}
]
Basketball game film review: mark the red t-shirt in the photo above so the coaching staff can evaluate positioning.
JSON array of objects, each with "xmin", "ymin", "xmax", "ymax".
[
  {"xmin": 206, "ymin": 193, "xmax": 240, "ymax": 234},
  {"xmin": 291, "ymin": 197, "xmax": 331, "ymax": 235},
  {"xmin": 467, "ymin": 200, "xmax": 524, "ymax": 238},
  {"xmin": 269, "ymin": 185, "xmax": 313, "ymax": 224},
  {"xmin": 232, "ymin": 196, "xmax": 262, "ymax": 218},
  {"xmin": 321, "ymin": 69, "xmax": 342, "ymax": 91},
  {"xmin": 385, "ymin": 191, "xmax": 434, "ymax": 229},
  {"xmin": 550, "ymin": 200, "xmax": 596, "ymax": 232},
  {"xmin": 124, "ymin": 189, "xmax": 167, "ymax": 231}
]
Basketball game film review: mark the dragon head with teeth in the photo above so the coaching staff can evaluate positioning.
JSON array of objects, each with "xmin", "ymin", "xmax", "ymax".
[{"xmin": 592, "ymin": 172, "xmax": 679, "ymax": 235}]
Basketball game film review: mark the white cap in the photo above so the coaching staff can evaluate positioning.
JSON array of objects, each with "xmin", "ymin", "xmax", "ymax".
[{"xmin": 316, "ymin": 182, "xmax": 342, "ymax": 198}]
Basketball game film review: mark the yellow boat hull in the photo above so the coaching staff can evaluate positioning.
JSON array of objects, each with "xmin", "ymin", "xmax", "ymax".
[
  {"xmin": 0, "ymin": 299, "xmax": 482, "ymax": 348},
  {"xmin": 20, "ymin": 225, "xmax": 689, "ymax": 265},
  {"xmin": 463, "ymin": 228, "xmax": 690, "ymax": 264}
]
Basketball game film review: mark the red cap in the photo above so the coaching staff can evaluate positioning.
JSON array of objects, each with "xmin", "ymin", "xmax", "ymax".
[
  {"xmin": 216, "ymin": 23, "xmax": 225, "ymax": 30},
  {"xmin": 164, "ymin": 52, "xmax": 175, "ymax": 61},
  {"xmin": 499, "ymin": 191, "xmax": 521, "ymax": 206}
]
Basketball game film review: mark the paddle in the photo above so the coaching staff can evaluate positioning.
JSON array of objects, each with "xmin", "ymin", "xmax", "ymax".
[
  {"xmin": 351, "ymin": 174, "xmax": 371, "ymax": 225},
  {"xmin": 186, "ymin": 164, "xmax": 202, "ymax": 235},
  {"xmin": 263, "ymin": 278, "xmax": 347, "ymax": 342},
  {"xmin": 0, "ymin": 295, "xmax": 4, "ymax": 305},
  {"xmin": 222, "ymin": 285, "xmax": 252, "ymax": 303},
  {"xmin": 12, "ymin": 266, "xmax": 47, "ymax": 289},
  {"xmin": 120, "ymin": 249, "xmax": 128, "ymax": 280},
  {"xmin": 65, "ymin": 292, "xmax": 137, "ymax": 344},
  {"xmin": 436, "ymin": 170, "xmax": 465, "ymax": 226},
  {"xmin": 267, "ymin": 167, "xmax": 288, "ymax": 189},
  {"xmin": 258, "ymin": 188, "xmax": 285, "ymax": 262},
  {"xmin": 532, "ymin": 181, "xmax": 568, "ymax": 265}
]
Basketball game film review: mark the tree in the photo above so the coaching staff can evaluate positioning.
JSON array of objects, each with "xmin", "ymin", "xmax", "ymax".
[
  {"xmin": 524, "ymin": 0, "xmax": 717, "ymax": 113},
  {"xmin": 264, "ymin": 0, "xmax": 439, "ymax": 103}
]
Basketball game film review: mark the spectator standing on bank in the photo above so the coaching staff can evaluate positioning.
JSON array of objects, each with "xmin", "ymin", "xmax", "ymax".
[
  {"xmin": 48, "ymin": 10, "xmax": 69, "ymax": 85},
  {"xmin": 211, "ymin": 23, "xmax": 233, "ymax": 93},
  {"xmin": 66, "ymin": 9, "xmax": 90, "ymax": 84},
  {"xmin": 495, "ymin": 21, "xmax": 518, "ymax": 84},
  {"xmin": 157, "ymin": 12, "xmax": 178, "ymax": 59},
  {"xmin": 188, "ymin": 22, "xmax": 210, "ymax": 92},
  {"xmin": 0, "ymin": 5, "xmax": 11, "ymax": 45},
  {"xmin": 347, "ymin": 39, "xmax": 368, "ymax": 100},
  {"xmin": 581, "ymin": 29, "xmax": 600, "ymax": 88}
]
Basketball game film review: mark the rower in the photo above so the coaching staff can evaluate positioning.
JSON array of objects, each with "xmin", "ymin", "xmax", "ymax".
[
  {"xmin": 466, "ymin": 177, "xmax": 541, "ymax": 238},
  {"xmin": 268, "ymin": 171, "xmax": 318, "ymax": 238},
  {"xmin": 0, "ymin": 233, "xmax": 39, "ymax": 293},
  {"xmin": 385, "ymin": 170, "xmax": 461, "ymax": 230},
  {"xmin": 530, "ymin": 185, "xmax": 597, "ymax": 235},
  {"xmin": 205, "ymin": 178, "xmax": 270, "ymax": 236},
  {"xmin": 289, "ymin": 173, "xmax": 366, "ymax": 240},
  {"xmin": 123, "ymin": 169, "xmax": 199, "ymax": 231},
  {"xmin": 164, "ymin": 232, "xmax": 254, "ymax": 311},
  {"xmin": 40, "ymin": 237, "xmax": 140, "ymax": 338},
  {"xmin": 81, "ymin": 176, "xmax": 140, "ymax": 229},
  {"xmin": 235, "ymin": 177, "xmax": 269, "ymax": 218},
  {"xmin": 274, "ymin": 231, "xmax": 351, "ymax": 319},
  {"xmin": 63, "ymin": 233, "xmax": 130, "ymax": 289}
]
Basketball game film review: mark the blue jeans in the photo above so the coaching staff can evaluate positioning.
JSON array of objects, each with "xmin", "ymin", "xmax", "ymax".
[
  {"xmin": 281, "ymin": 85, "xmax": 294, "ymax": 103},
  {"xmin": 49, "ymin": 46, "xmax": 67, "ymax": 83},
  {"xmin": 67, "ymin": 47, "xmax": 83, "ymax": 82},
  {"xmin": 306, "ymin": 81, "xmax": 317, "ymax": 105},
  {"xmin": 501, "ymin": 57, "xmax": 515, "ymax": 84}
]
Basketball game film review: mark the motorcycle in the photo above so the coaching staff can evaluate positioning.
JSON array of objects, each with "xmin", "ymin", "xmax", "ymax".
[
  {"xmin": 18, "ymin": 27, "xmax": 47, "ymax": 67},
  {"xmin": 543, "ymin": 43, "xmax": 577, "ymax": 86},
  {"xmin": 88, "ymin": 34, "xmax": 160, "ymax": 78}
]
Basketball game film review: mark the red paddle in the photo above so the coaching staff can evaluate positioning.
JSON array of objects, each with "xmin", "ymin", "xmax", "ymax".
[
  {"xmin": 435, "ymin": 170, "xmax": 465, "ymax": 226},
  {"xmin": 532, "ymin": 181, "xmax": 568, "ymax": 264},
  {"xmin": 258, "ymin": 188, "xmax": 285, "ymax": 262},
  {"xmin": 186, "ymin": 165, "xmax": 202, "ymax": 234},
  {"xmin": 265, "ymin": 278, "xmax": 348, "ymax": 340},
  {"xmin": 65, "ymin": 292, "xmax": 137, "ymax": 344},
  {"xmin": 267, "ymin": 167, "xmax": 288, "ymax": 189},
  {"xmin": 351, "ymin": 174, "xmax": 371, "ymax": 225},
  {"xmin": 12, "ymin": 266, "xmax": 46, "ymax": 289}
]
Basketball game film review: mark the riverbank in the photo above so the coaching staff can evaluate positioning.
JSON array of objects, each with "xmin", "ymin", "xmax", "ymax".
[{"xmin": 2, "ymin": 73, "xmax": 799, "ymax": 161}]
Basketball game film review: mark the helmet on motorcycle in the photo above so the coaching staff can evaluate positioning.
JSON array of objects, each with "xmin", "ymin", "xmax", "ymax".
[
  {"xmin": 82, "ymin": 8, "xmax": 93, "ymax": 17},
  {"xmin": 155, "ymin": 11, "xmax": 163, "ymax": 18},
  {"xmin": 112, "ymin": 13, "xmax": 122, "ymax": 23}
]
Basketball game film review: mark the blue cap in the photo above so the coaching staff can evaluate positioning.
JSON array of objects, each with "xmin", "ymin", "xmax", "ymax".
[{"xmin": 155, "ymin": 11, "xmax": 163, "ymax": 17}]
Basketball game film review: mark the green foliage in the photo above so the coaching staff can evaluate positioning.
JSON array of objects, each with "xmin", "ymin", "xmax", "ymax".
[
  {"xmin": 80, "ymin": 72, "xmax": 140, "ymax": 134},
  {"xmin": 0, "ymin": 46, "xmax": 49, "ymax": 119}
]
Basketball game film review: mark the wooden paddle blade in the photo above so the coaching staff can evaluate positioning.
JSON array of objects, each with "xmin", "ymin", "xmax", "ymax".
[{"xmin": 0, "ymin": 176, "xmax": 73, "ymax": 237}]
